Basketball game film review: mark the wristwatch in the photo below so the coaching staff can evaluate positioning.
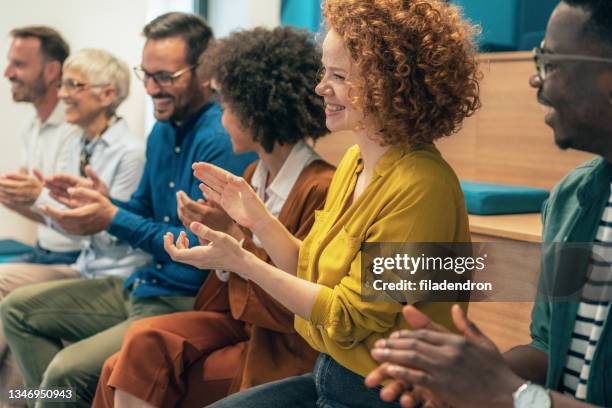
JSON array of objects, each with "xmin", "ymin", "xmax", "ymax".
[{"xmin": 512, "ymin": 382, "xmax": 551, "ymax": 408}]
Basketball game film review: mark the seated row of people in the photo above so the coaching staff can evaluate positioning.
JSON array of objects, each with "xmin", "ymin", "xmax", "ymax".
[{"xmin": 0, "ymin": 0, "xmax": 610, "ymax": 407}]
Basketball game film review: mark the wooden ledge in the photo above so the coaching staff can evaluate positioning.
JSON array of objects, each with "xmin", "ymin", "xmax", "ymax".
[{"xmin": 469, "ymin": 213, "xmax": 542, "ymax": 242}]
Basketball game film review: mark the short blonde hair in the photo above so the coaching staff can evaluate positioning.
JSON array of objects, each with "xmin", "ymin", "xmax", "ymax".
[{"xmin": 63, "ymin": 48, "xmax": 130, "ymax": 115}]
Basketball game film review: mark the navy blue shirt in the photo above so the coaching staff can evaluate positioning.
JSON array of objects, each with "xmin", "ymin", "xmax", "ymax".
[{"xmin": 108, "ymin": 102, "xmax": 257, "ymax": 297}]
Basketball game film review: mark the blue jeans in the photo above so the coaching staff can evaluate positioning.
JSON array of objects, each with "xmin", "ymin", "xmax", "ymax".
[
  {"xmin": 207, "ymin": 353, "xmax": 401, "ymax": 408},
  {"xmin": 18, "ymin": 244, "xmax": 80, "ymax": 265}
]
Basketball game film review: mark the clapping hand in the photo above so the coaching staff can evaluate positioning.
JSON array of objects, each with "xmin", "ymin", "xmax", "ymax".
[
  {"xmin": 0, "ymin": 167, "xmax": 44, "ymax": 208},
  {"xmin": 176, "ymin": 190, "xmax": 244, "ymax": 241},
  {"xmin": 366, "ymin": 305, "xmax": 522, "ymax": 408},
  {"xmin": 192, "ymin": 162, "xmax": 270, "ymax": 231},
  {"xmin": 38, "ymin": 187, "xmax": 117, "ymax": 235},
  {"xmin": 366, "ymin": 306, "xmax": 454, "ymax": 408},
  {"xmin": 164, "ymin": 222, "xmax": 250, "ymax": 272},
  {"xmin": 45, "ymin": 165, "xmax": 109, "ymax": 208}
]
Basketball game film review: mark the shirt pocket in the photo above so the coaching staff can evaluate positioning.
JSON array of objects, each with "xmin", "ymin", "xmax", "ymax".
[
  {"xmin": 298, "ymin": 210, "xmax": 330, "ymax": 276},
  {"xmin": 317, "ymin": 225, "xmax": 363, "ymax": 286}
]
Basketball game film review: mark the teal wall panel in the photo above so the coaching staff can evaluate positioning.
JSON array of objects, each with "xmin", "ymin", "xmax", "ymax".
[{"xmin": 281, "ymin": 0, "xmax": 322, "ymax": 33}]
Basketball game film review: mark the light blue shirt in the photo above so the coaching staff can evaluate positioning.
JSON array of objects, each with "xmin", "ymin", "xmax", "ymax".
[{"xmin": 39, "ymin": 118, "xmax": 151, "ymax": 278}]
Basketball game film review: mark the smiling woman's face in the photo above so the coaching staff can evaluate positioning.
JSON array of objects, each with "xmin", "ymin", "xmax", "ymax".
[
  {"xmin": 315, "ymin": 29, "xmax": 366, "ymax": 133},
  {"xmin": 58, "ymin": 67, "xmax": 108, "ymax": 128}
]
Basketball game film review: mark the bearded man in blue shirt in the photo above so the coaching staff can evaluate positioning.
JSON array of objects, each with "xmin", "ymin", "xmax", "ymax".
[{"xmin": 0, "ymin": 12, "xmax": 256, "ymax": 407}]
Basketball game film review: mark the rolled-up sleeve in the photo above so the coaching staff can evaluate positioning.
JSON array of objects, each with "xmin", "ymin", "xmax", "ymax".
[{"xmin": 304, "ymin": 179, "xmax": 462, "ymax": 349}]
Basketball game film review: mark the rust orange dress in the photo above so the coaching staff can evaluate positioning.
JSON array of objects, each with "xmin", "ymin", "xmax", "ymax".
[{"xmin": 92, "ymin": 160, "xmax": 334, "ymax": 408}]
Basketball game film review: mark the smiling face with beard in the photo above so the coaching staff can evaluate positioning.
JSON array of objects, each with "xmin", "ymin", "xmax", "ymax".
[
  {"xmin": 140, "ymin": 37, "xmax": 206, "ymax": 124},
  {"xmin": 4, "ymin": 37, "xmax": 48, "ymax": 103}
]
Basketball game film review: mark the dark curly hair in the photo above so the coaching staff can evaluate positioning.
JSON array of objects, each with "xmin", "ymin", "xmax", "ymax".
[
  {"xmin": 563, "ymin": 0, "xmax": 612, "ymax": 46},
  {"xmin": 323, "ymin": 0, "xmax": 481, "ymax": 145},
  {"xmin": 198, "ymin": 26, "xmax": 327, "ymax": 153}
]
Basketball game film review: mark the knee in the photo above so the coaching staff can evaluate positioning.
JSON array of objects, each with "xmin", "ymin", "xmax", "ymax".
[
  {"xmin": 123, "ymin": 318, "xmax": 168, "ymax": 352},
  {"xmin": 100, "ymin": 353, "xmax": 118, "ymax": 382},
  {"xmin": 0, "ymin": 287, "xmax": 30, "ymax": 335},
  {"xmin": 41, "ymin": 351, "xmax": 83, "ymax": 387}
]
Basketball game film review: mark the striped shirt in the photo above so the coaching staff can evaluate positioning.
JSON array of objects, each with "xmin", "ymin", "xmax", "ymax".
[{"xmin": 561, "ymin": 184, "xmax": 612, "ymax": 400}]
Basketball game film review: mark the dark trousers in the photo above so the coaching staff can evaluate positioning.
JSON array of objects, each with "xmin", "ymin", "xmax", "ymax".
[{"xmin": 206, "ymin": 353, "xmax": 401, "ymax": 408}]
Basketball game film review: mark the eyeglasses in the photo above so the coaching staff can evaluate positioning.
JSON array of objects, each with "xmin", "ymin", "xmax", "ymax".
[
  {"xmin": 57, "ymin": 79, "xmax": 108, "ymax": 93},
  {"xmin": 532, "ymin": 45, "xmax": 612, "ymax": 80},
  {"xmin": 133, "ymin": 64, "xmax": 198, "ymax": 87}
]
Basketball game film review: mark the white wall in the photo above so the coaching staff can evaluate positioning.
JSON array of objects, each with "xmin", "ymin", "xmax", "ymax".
[
  {"xmin": 0, "ymin": 0, "xmax": 276, "ymax": 244},
  {"xmin": 208, "ymin": 0, "xmax": 280, "ymax": 38},
  {"xmin": 0, "ymin": 0, "xmax": 186, "ymax": 243}
]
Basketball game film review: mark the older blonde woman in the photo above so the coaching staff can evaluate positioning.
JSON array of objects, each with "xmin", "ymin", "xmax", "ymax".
[{"xmin": 0, "ymin": 48, "xmax": 148, "ymax": 406}]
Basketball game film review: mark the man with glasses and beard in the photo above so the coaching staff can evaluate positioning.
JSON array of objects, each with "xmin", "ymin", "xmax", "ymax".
[{"xmin": 1, "ymin": 13, "xmax": 256, "ymax": 407}]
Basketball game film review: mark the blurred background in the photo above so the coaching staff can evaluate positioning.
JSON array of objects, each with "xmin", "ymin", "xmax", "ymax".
[{"xmin": 0, "ymin": 0, "xmax": 561, "ymax": 242}]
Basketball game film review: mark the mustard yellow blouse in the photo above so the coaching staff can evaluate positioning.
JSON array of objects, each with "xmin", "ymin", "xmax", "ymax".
[{"xmin": 295, "ymin": 143, "xmax": 471, "ymax": 378}]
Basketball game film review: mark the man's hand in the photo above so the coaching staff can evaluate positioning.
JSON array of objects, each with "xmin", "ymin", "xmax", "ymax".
[
  {"xmin": 0, "ymin": 168, "xmax": 44, "ymax": 207},
  {"xmin": 45, "ymin": 165, "xmax": 109, "ymax": 207},
  {"xmin": 366, "ymin": 306, "xmax": 454, "ymax": 408},
  {"xmin": 38, "ymin": 187, "xmax": 117, "ymax": 235},
  {"xmin": 368, "ymin": 304, "xmax": 523, "ymax": 408},
  {"xmin": 176, "ymin": 190, "xmax": 243, "ymax": 241}
]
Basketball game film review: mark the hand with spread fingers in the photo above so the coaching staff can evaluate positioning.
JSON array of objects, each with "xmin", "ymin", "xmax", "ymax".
[
  {"xmin": 176, "ymin": 190, "xmax": 244, "ymax": 241},
  {"xmin": 192, "ymin": 162, "xmax": 271, "ymax": 231},
  {"xmin": 45, "ymin": 165, "xmax": 110, "ymax": 207},
  {"xmin": 0, "ymin": 167, "xmax": 44, "ymax": 208},
  {"xmin": 367, "ymin": 304, "xmax": 523, "ymax": 408},
  {"xmin": 38, "ymin": 187, "xmax": 118, "ymax": 235},
  {"xmin": 164, "ymin": 222, "xmax": 251, "ymax": 272}
]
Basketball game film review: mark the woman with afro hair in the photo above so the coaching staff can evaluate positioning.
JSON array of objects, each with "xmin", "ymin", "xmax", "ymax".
[
  {"xmin": 92, "ymin": 26, "xmax": 335, "ymax": 408},
  {"xmin": 165, "ymin": 0, "xmax": 482, "ymax": 406}
]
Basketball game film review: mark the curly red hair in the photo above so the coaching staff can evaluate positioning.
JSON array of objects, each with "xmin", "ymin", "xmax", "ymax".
[{"xmin": 323, "ymin": 0, "xmax": 481, "ymax": 145}]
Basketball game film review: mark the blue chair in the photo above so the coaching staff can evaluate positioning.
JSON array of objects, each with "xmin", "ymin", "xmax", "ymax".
[{"xmin": 0, "ymin": 239, "xmax": 33, "ymax": 263}]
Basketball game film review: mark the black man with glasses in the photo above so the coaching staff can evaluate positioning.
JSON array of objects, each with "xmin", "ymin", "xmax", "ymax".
[
  {"xmin": 1, "ymin": 13, "xmax": 256, "ymax": 407},
  {"xmin": 366, "ymin": 1, "xmax": 612, "ymax": 407}
]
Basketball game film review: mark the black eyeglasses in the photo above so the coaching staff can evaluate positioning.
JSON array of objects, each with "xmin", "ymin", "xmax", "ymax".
[
  {"xmin": 133, "ymin": 64, "xmax": 198, "ymax": 87},
  {"xmin": 532, "ymin": 44, "xmax": 612, "ymax": 80}
]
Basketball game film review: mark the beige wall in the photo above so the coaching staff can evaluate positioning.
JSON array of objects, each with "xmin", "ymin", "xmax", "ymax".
[{"xmin": 0, "ymin": 0, "xmax": 282, "ymax": 244}]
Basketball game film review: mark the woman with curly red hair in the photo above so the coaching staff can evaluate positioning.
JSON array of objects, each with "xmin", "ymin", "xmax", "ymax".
[{"xmin": 165, "ymin": 0, "xmax": 481, "ymax": 406}]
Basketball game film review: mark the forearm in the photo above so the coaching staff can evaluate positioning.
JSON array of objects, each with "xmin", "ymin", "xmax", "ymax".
[
  {"xmin": 12, "ymin": 205, "xmax": 45, "ymax": 224},
  {"xmin": 550, "ymin": 392, "xmax": 602, "ymax": 407},
  {"xmin": 238, "ymin": 250, "xmax": 319, "ymax": 319},
  {"xmin": 251, "ymin": 215, "xmax": 302, "ymax": 274},
  {"xmin": 110, "ymin": 208, "xmax": 190, "ymax": 262},
  {"xmin": 503, "ymin": 344, "xmax": 548, "ymax": 385}
]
